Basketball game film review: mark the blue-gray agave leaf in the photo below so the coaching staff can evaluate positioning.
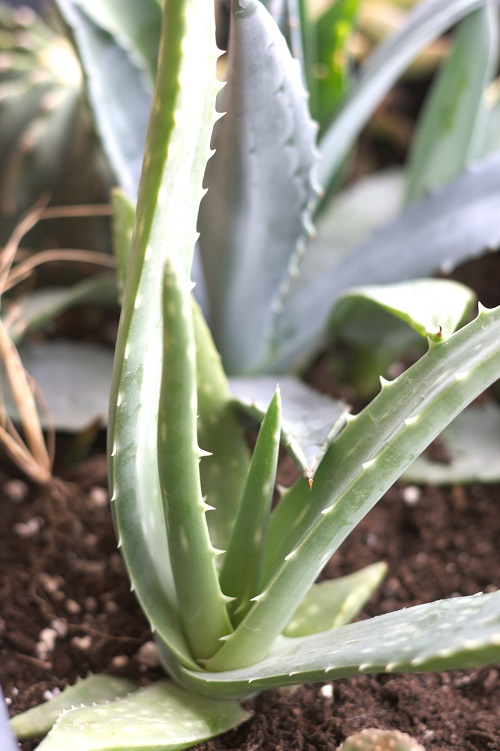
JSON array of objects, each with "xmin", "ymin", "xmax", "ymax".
[
  {"xmin": 266, "ymin": 155, "xmax": 500, "ymax": 372},
  {"xmin": 198, "ymin": 0, "xmax": 319, "ymax": 375}
]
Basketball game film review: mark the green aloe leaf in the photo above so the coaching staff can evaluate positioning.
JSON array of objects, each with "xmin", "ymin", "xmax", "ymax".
[
  {"xmin": 206, "ymin": 304, "xmax": 500, "ymax": 671},
  {"xmin": 405, "ymin": 403, "xmax": 500, "ymax": 484},
  {"xmin": 283, "ymin": 561, "xmax": 388, "ymax": 638},
  {"xmin": 317, "ymin": 0, "xmax": 489, "ymax": 194},
  {"xmin": 330, "ymin": 279, "xmax": 476, "ymax": 343},
  {"xmin": 229, "ymin": 375, "xmax": 347, "ymax": 481},
  {"xmin": 193, "ymin": 299, "xmax": 250, "ymax": 553},
  {"xmin": 111, "ymin": 188, "xmax": 135, "ymax": 301},
  {"xmin": 11, "ymin": 675, "xmax": 138, "ymax": 741},
  {"xmin": 178, "ymin": 591, "xmax": 500, "ymax": 698},
  {"xmin": 198, "ymin": 0, "xmax": 319, "ymax": 374},
  {"xmin": 36, "ymin": 680, "xmax": 250, "ymax": 751},
  {"xmin": 220, "ymin": 388, "xmax": 282, "ymax": 624},
  {"xmin": 405, "ymin": 3, "xmax": 498, "ymax": 203},
  {"xmin": 108, "ymin": 0, "xmax": 222, "ymax": 669}
]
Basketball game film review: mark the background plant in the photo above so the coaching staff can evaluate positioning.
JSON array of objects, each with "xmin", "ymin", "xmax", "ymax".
[{"xmin": 11, "ymin": 2, "xmax": 500, "ymax": 749}]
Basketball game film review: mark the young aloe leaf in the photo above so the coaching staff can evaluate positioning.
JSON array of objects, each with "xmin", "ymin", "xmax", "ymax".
[
  {"xmin": 11, "ymin": 675, "xmax": 138, "ymax": 741},
  {"xmin": 330, "ymin": 279, "xmax": 476, "ymax": 344},
  {"xmin": 193, "ymin": 299, "xmax": 250, "ymax": 553},
  {"xmin": 198, "ymin": 0, "xmax": 319, "ymax": 374},
  {"xmin": 158, "ymin": 260, "xmax": 233, "ymax": 659},
  {"xmin": 220, "ymin": 388, "xmax": 282, "ymax": 625},
  {"xmin": 268, "ymin": 156, "xmax": 500, "ymax": 373},
  {"xmin": 229, "ymin": 375, "xmax": 347, "ymax": 481},
  {"xmin": 35, "ymin": 680, "xmax": 251, "ymax": 751},
  {"xmin": 405, "ymin": 3, "xmax": 499, "ymax": 204},
  {"xmin": 108, "ymin": 0, "xmax": 221, "ymax": 669},
  {"xmin": 405, "ymin": 403, "xmax": 500, "ymax": 485},
  {"xmin": 206, "ymin": 304, "xmax": 500, "ymax": 670},
  {"xmin": 55, "ymin": 0, "xmax": 154, "ymax": 197},
  {"xmin": 478, "ymin": 79, "xmax": 500, "ymax": 159},
  {"xmin": 317, "ymin": 0, "xmax": 489, "ymax": 194},
  {"xmin": 283, "ymin": 561, "xmax": 388, "ymax": 638},
  {"xmin": 179, "ymin": 591, "xmax": 500, "ymax": 698},
  {"xmin": 111, "ymin": 188, "xmax": 135, "ymax": 302}
]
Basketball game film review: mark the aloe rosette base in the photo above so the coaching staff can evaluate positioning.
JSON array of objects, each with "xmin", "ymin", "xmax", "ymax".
[{"xmin": 11, "ymin": 1, "xmax": 500, "ymax": 749}]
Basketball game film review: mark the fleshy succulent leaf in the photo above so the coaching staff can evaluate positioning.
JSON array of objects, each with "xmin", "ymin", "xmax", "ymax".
[
  {"xmin": 283, "ymin": 562, "xmax": 388, "ymax": 638},
  {"xmin": 35, "ymin": 680, "xmax": 251, "ymax": 751},
  {"xmin": 220, "ymin": 388, "xmax": 282, "ymax": 624},
  {"xmin": 205, "ymin": 304, "xmax": 500, "ymax": 671},
  {"xmin": 229, "ymin": 375, "xmax": 347, "ymax": 481},
  {"xmin": 158, "ymin": 259, "xmax": 233, "ymax": 659},
  {"xmin": 193, "ymin": 299, "xmax": 250, "ymax": 552},
  {"xmin": 405, "ymin": 3, "xmax": 498, "ymax": 204},
  {"xmin": 111, "ymin": 188, "xmax": 135, "ymax": 302},
  {"xmin": 11, "ymin": 675, "xmax": 138, "ymax": 741},
  {"xmin": 198, "ymin": 0, "xmax": 319, "ymax": 374},
  {"xmin": 267, "ymin": 156, "xmax": 500, "ymax": 372},
  {"xmin": 178, "ymin": 591, "xmax": 500, "ymax": 698},
  {"xmin": 317, "ymin": 0, "xmax": 490, "ymax": 194},
  {"xmin": 405, "ymin": 402, "xmax": 500, "ymax": 484},
  {"xmin": 55, "ymin": 0, "xmax": 153, "ymax": 197},
  {"xmin": 107, "ymin": 0, "xmax": 221, "ymax": 669}
]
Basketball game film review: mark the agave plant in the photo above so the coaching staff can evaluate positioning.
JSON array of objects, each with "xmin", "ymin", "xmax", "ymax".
[
  {"xmin": 0, "ymin": 2, "xmax": 112, "ymax": 248},
  {"xmin": 11, "ymin": 2, "xmax": 500, "ymax": 749}
]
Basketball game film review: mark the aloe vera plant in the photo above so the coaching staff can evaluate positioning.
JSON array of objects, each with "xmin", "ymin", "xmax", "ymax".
[{"xmin": 11, "ymin": 1, "xmax": 500, "ymax": 749}]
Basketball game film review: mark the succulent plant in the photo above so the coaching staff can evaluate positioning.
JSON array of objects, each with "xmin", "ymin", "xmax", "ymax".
[
  {"xmin": 11, "ymin": 3, "xmax": 500, "ymax": 750},
  {"xmin": 339, "ymin": 728, "xmax": 425, "ymax": 751},
  {"xmin": 0, "ymin": 2, "xmax": 111, "ymax": 248}
]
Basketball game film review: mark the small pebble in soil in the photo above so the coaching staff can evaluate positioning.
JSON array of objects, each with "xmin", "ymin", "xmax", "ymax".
[
  {"xmin": 137, "ymin": 641, "xmax": 160, "ymax": 669},
  {"xmin": 66, "ymin": 599, "xmax": 82, "ymax": 615},
  {"xmin": 110, "ymin": 655, "xmax": 130, "ymax": 670},
  {"xmin": 14, "ymin": 516, "xmax": 43, "ymax": 538},
  {"xmin": 89, "ymin": 486, "xmax": 108, "ymax": 507},
  {"xmin": 50, "ymin": 619, "xmax": 68, "ymax": 638},
  {"xmin": 84, "ymin": 596, "xmax": 98, "ymax": 613},
  {"xmin": 4, "ymin": 479, "xmax": 29, "ymax": 503},
  {"xmin": 319, "ymin": 684, "xmax": 333, "ymax": 699},
  {"xmin": 39, "ymin": 573, "xmax": 64, "ymax": 594},
  {"xmin": 43, "ymin": 688, "xmax": 61, "ymax": 702},
  {"xmin": 71, "ymin": 635, "xmax": 92, "ymax": 651},
  {"xmin": 402, "ymin": 485, "xmax": 421, "ymax": 506},
  {"xmin": 35, "ymin": 628, "xmax": 58, "ymax": 660}
]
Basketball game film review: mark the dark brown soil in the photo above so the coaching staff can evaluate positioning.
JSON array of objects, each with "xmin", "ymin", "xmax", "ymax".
[{"xmin": 1, "ymin": 451, "xmax": 500, "ymax": 751}]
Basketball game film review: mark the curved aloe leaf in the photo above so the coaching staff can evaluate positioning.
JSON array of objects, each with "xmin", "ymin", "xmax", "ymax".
[
  {"xmin": 178, "ymin": 591, "xmax": 500, "ymax": 698},
  {"xmin": 330, "ymin": 279, "xmax": 476, "ymax": 343},
  {"xmin": 198, "ymin": 0, "xmax": 319, "ymax": 374},
  {"xmin": 11, "ymin": 675, "xmax": 138, "ymax": 741},
  {"xmin": 405, "ymin": 2, "xmax": 499, "ymax": 203},
  {"xmin": 206, "ymin": 304, "xmax": 500, "ymax": 670},
  {"xmin": 317, "ymin": 0, "xmax": 488, "ymax": 194},
  {"xmin": 35, "ymin": 680, "xmax": 250, "ymax": 751},
  {"xmin": 108, "ymin": 0, "xmax": 221, "ymax": 669}
]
